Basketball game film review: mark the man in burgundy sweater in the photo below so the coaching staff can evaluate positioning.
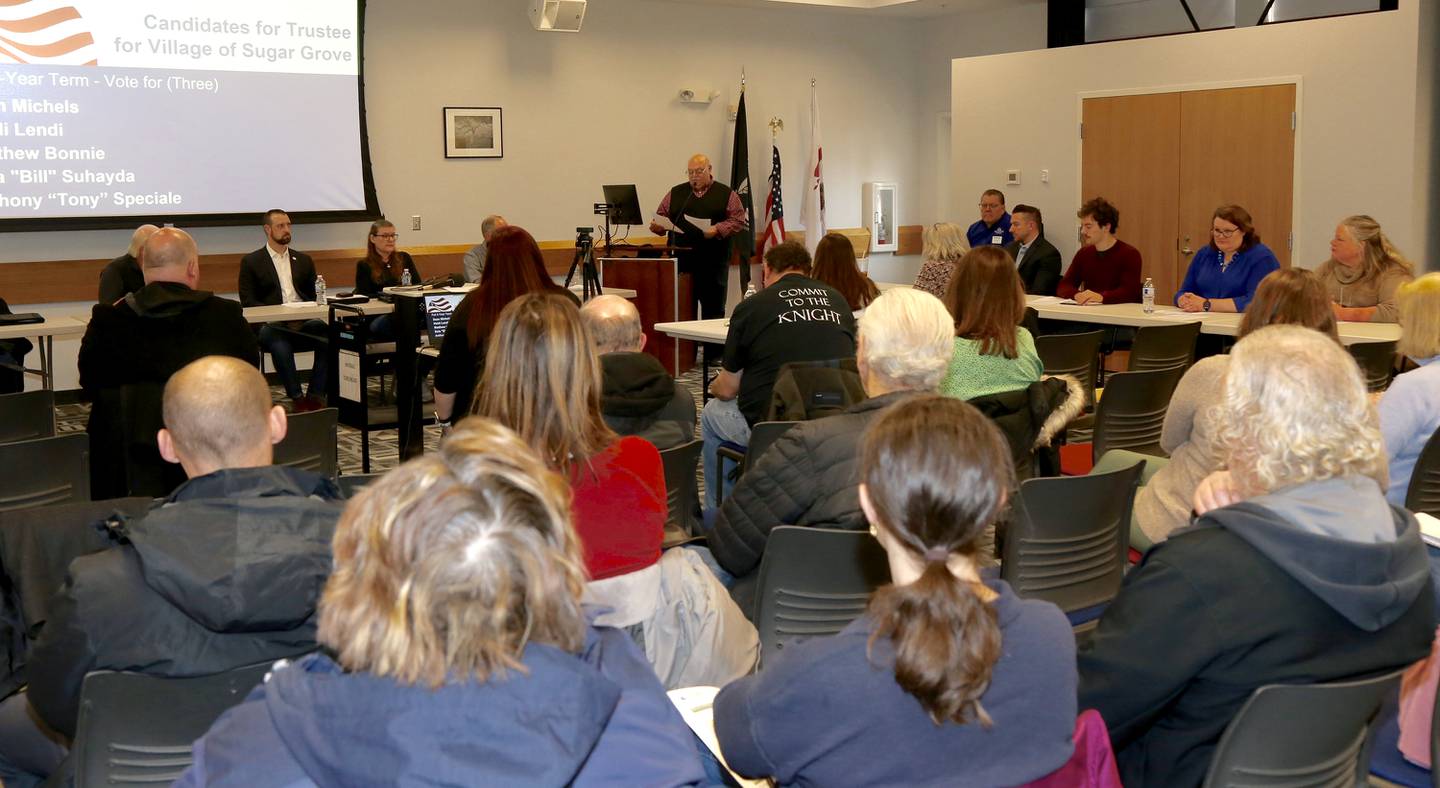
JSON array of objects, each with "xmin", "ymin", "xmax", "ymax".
[{"xmin": 1057, "ymin": 197, "xmax": 1143, "ymax": 305}]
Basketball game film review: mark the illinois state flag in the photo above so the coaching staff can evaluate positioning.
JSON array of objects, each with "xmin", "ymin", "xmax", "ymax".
[{"xmin": 801, "ymin": 80, "xmax": 826, "ymax": 257}]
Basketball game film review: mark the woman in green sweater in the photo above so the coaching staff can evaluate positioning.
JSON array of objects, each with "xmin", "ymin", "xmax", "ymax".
[{"xmin": 939, "ymin": 245, "xmax": 1043, "ymax": 401}]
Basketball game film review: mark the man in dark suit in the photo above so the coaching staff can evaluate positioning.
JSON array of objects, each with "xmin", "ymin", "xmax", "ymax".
[
  {"xmin": 1005, "ymin": 204, "xmax": 1062, "ymax": 296},
  {"xmin": 238, "ymin": 209, "xmax": 327, "ymax": 408},
  {"xmin": 97, "ymin": 224, "xmax": 159, "ymax": 304}
]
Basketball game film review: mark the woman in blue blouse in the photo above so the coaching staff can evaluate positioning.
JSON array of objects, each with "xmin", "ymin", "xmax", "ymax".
[{"xmin": 1175, "ymin": 204, "xmax": 1280, "ymax": 313}]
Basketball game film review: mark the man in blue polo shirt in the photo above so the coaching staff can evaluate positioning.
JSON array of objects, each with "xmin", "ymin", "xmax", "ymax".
[{"xmin": 967, "ymin": 189, "xmax": 1014, "ymax": 249}]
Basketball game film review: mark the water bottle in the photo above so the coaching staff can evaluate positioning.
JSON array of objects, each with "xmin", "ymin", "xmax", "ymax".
[
  {"xmin": 314, "ymin": 275, "xmax": 327, "ymax": 305},
  {"xmin": 401, "ymin": 268, "xmax": 412, "ymax": 287},
  {"xmin": 744, "ymin": 281, "xmax": 757, "ymax": 300},
  {"xmin": 1142, "ymin": 277, "xmax": 1155, "ymax": 313}
]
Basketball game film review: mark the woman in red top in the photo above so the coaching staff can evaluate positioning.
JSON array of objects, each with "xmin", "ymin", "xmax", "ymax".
[{"xmin": 473, "ymin": 292, "xmax": 665, "ymax": 580}]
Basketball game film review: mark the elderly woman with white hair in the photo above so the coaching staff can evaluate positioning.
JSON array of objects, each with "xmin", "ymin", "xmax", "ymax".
[
  {"xmin": 1078, "ymin": 324, "xmax": 1435, "ymax": 788},
  {"xmin": 706, "ymin": 287, "xmax": 956, "ymax": 608}
]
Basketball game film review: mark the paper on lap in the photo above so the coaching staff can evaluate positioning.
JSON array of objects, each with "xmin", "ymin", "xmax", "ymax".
[{"xmin": 668, "ymin": 686, "xmax": 770, "ymax": 787}]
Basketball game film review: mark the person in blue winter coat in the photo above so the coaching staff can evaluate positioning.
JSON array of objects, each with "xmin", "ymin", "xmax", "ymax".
[{"xmin": 176, "ymin": 417, "xmax": 708, "ymax": 788}]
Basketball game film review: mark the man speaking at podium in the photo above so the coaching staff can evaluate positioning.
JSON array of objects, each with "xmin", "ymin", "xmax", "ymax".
[{"xmin": 649, "ymin": 154, "xmax": 749, "ymax": 327}]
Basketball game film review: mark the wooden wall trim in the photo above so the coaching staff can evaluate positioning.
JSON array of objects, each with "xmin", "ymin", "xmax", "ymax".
[{"xmin": 0, "ymin": 225, "xmax": 925, "ymax": 305}]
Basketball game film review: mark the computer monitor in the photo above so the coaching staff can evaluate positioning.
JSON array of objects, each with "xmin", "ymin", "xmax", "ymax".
[
  {"xmin": 602, "ymin": 184, "xmax": 644, "ymax": 225},
  {"xmin": 421, "ymin": 293, "xmax": 466, "ymax": 345}
]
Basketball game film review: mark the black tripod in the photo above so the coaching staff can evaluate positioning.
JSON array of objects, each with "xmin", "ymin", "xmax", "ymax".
[{"xmin": 564, "ymin": 226, "xmax": 603, "ymax": 300}]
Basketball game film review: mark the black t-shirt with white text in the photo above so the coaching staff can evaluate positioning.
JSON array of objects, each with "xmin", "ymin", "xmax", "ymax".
[{"xmin": 723, "ymin": 274, "xmax": 857, "ymax": 425}]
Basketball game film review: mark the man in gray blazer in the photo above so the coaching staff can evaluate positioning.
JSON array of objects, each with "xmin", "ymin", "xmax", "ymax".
[{"xmin": 1005, "ymin": 204, "xmax": 1062, "ymax": 296}]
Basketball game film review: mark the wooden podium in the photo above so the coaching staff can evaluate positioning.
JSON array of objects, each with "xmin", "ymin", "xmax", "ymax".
[{"xmin": 599, "ymin": 248, "xmax": 695, "ymax": 376}]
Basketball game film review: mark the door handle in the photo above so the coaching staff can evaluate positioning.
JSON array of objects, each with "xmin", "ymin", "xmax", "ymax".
[{"xmin": 1181, "ymin": 235, "xmax": 1193, "ymax": 255}]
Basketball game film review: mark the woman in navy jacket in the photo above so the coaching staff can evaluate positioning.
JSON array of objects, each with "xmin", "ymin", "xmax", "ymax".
[
  {"xmin": 1174, "ymin": 204, "xmax": 1280, "ymax": 313},
  {"xmin": 176, "ymin": 418, "xmax": 707, "ymax": 788}
]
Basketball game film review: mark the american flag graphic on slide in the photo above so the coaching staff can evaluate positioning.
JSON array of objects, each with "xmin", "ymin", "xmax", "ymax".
[{"xmin": 0, "ymin": 0, "xmax": 97, "ymax": 67}]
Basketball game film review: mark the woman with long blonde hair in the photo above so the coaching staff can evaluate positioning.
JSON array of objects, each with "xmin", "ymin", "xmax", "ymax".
[
  {"xmin": 176, "ymin": 418, "xmax": 707, "ymax": 786},
  {"xmin": 1315, "ymin": 214, "xmax": 1415, "ymax": 322},
  {"xmin": 912, "ymin": 222, "xmax": 970, "ymax": 298},
  {"xmin": 1377, "ymin": 272, "xmax": 1440, "ymax": 503}
]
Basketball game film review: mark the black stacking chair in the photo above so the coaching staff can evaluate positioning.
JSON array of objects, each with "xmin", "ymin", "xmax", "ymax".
[
  {"xmin": 1404, "ymin": 427, "xmax": 1440, "ymax": 518},
  {"xmin": 70, "ymin": 661, "xmax": 276, "ymax": 787},
  {"xmin": 0, "ymin": 433, "xmax": 89, "ymax": 512},
  {"xmin": 273, "ymin": 408, "xmax": 339, "ymax": 478},
  {"xmin": 1128, "ymin": 321, "xmax": 1201, "ymax": 373},
  {"xmin": 1348, "ymin": 340, "xmax": 1397, "ymax": 392},
  {"xmin": 1035, "ymin": 330, "xmax": 1103, "ymax": 410},
  {"xmin": 752, "ymin": 526, "xmax": 890, "ymax": 668},
  {"xmin": 715, "ymin": 421, "xmax": 798, "ymax": 503},
  {"xmin": 0, "ymin": 389, "xmax": 55, "ymax": 445},
  {"xmin": 659, "ymin": 440, "xmax": 703, "ymax": 540},
  {"xmin": 1001, "ymin": 460, "xmax": 1143, "ymax": 634},
  {"xmin": 1092, "ymin": 367, "xmax": 1186, "ymax": 462},
  {"xmin": 336, "ymin": 472, "xmax": 385, "ymax": 499},
  {"xmin": 1202, "ymin": 669, "xmax": 1404, "ymax": 788}
]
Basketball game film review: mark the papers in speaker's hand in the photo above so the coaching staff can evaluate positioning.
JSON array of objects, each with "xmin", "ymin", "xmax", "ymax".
[
  {"xmin": 667, "ymin": 686, "xmax": 768, "ymax": 787},
  {"xmin": 651, "ymin": 214, "xmax": 677, "ymax": 232}
]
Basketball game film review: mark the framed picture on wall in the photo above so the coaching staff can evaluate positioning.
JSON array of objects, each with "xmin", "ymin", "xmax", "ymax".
[{"xmin": 443, "ymin": 107, "xmax": 503, "ymax": 158}]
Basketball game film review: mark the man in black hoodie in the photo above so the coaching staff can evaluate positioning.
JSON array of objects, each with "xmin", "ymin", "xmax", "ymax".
[
  {"xmin": 78, "ymin": 228, "xmax": 260, "ymax": 498},
  {"xmin": 580, "ymin": 294, "xmax": 695, "ymax": 450},
  {"xmin": 0, "ymin": 356, "xmax": 343, "ymax": 785},
  {"xmin": 1078, "ymin": 325, "xmax": 1435, "ymax": 788}
]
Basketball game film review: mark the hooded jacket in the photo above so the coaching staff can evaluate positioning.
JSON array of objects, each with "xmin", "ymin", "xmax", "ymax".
[
  {"xmin": 1078, "ymin": 476, "xmax": 1435, "ymax": 788},
  {"xmin": 25, "ymin": 466, "xmax": 343, "ymax": 737},
  {"xmin": 176, "ymin": 625, "xmax": 708, "ymax": 787},
  {"xmin": 598, "ymin": 352, "xmax": 696, "ymax": 450}
]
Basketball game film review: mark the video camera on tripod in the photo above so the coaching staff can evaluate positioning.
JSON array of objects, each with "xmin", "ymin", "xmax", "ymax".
[{"xmin": 565, "ymin": 224, "xmax": 602, "ymax": 299}]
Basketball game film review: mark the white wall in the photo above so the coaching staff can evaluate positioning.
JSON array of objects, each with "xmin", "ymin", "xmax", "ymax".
[{"xmin": 951, "ymin": 5, "xmax": 1431, "ymax": 270}]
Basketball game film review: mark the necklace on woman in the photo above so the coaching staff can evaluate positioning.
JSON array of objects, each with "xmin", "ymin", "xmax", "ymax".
[{"xmin": 1218, "ymin": 248, "xmax": 1235, "ymax": 273}]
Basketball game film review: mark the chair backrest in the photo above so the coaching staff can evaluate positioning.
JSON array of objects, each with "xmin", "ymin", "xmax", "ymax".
[
  {"xmin": 1092, "ymin": 367, "xmax": 1185, "ymax": 462},
  {"xmin": 1404, "ymin": 427, "xmax": 1440, "ymax": 518},
  {"xmin": 72, "ymin": 661, "xmax": 276, "ymax": 787},
  {"xmin": 1128, "ymin": 321, "xmax": 1201, "ymax": 373},
  {"xmin": 336, "ymin": 472, "xmax": 385, "ymax": 499},
  {"xmin": 659, "ymin": 440, "xmax": 703, "ymax": 536},
  {"xmin": 1348, "ymin": 340, "xmax": 1398, "ymax": 393},
  {"xmin": 274, "ymin": 408, "xmax": 339, "ymax": 478},
  {"xmin": 0, "ymin": 389, "xmax": 55, "ymax": 444},
  {"xmin": 1035, "ymin": 330, "xmax": 1103, "ymax": 409},
  {"xmin": 753, "ymin": 526, "xmax": 890, "ymax": 668},
  {"xmin": 1002, "ymin": 460, "xmax": 1142, "ymax": 615},
  {"xmin": 766, "ymin": 358, "xmax": 866, "ymax": 422},
  {"xmin": 743, "ymin": 421, "xmax": 798, "ymax": 475},
  {"xmin": 0, "ymin": 433, "xmax": 89, "ymax": 512},
  {"xmin": 1202, "ymin": 669, "xmax": 1404, "ymax": 788}
]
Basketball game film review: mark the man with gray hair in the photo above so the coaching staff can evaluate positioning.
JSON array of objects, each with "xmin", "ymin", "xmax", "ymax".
[
  {"xmin": 462, "ymin": 214, "xmax": 508, "ymax": 283},
  {"xmin": 579, "ymin": 294, "xmax": 695, "ymax": 450},
  {"xmin": 0, "ymin": 356, "xmax": 343, "ymax": 786},
  {"xmin": 97, "ymin": 223, "xmax": 159, "ymax": 304},
  {"xmin": 706, "ymin": 287, "xmax": 954, "ymax": 609}
]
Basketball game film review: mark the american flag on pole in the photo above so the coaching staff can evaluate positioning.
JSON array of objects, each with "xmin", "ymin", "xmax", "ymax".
[{"xmin": 757, "ymin": 144, "xmax": 785, "ymax": 258}]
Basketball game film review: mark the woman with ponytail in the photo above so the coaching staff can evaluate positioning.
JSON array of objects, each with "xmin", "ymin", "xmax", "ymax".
[{"xmin": 713, "ymin": 395, "xmax": 1077, "ymax": 786}]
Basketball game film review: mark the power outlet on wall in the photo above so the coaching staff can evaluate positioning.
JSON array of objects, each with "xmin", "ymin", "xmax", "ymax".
[{"xmin": 411, "ymin": 215, "xmax": 422, "ymax": 231}]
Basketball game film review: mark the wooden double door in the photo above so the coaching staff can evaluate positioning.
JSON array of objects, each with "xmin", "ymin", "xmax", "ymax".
[{"xmin": 1081, "ymin": 84, "xmax": 1296, "ymax": 305}]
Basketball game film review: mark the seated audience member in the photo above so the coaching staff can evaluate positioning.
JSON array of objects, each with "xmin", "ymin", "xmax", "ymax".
[
  {"xmin": 939, "ymin": 246, "xmax": 1043, "ymax": 401},
  {"xmin": 811, "ymin": 232, "xmax": 879, "ymax": 312},
  {"xmin": 97, "ymin": 223, "xmax": 158, "ymax": 304},
  {"xmin": 579, "ymin": 294, "xmax": 695, "ymax": 450},
  {"xmin": 1005, "ymin": 204, "xmax": 1061, "ymax": 296},
  {"xmin": 463, "ymin": 214, "xmax": 508, "ymax": 283},
  {"xmin": 967, "ymin": 188, "xmax": 1015, "ymax": 249},
  {"xmin": 79, "ymin": 228, "xmax": 260, "ymax": 499},
  {"xmin": 709, "ymin": 288, "xmax": 953, "ymax": 606},
  {"xmin": 912, "ymin": 221, "xmax": 969, "ymax": 298},
  {"xmin": 432, "ymin": 225, "xmax": 576, "ymax": 424},
  {"xmin": 1094, "ymin": 268, "xmax": 1339, "ymax": 551},
  {"xmin": 1379, "ymin": 273, "xmax": 1440, "ymax": 504},
  {"xmin": 1079, "ymin": 325, "xmax": 1435, "ymax": 788},
  {"xmin": 0, "ymin": 295, "xmax": 31, "ymax": 394},
  {"xmin": 1174, "ymin": 204, "xmax": 1279, "ymax": 313},
  {"xmin": 715, "ymin": 395, "xmax": 1077, "ymax": 786},
  {"xmin": 479, "ymin": 293, "xmax": 756, "ymax": 687},
  {"xmin": 701, "ymin": 240, "xmax": 857, "ymax": 509},
  {"xmin": 1057, "ymin": 197, "xmax": 1142, "ymax": 305},
  {"xmin": 1316, "ymin": 213, "xmax": 1415, "ymax": 323},
  {"xmin": 176, "ymin": 418, "xmax": 708, "ymax": 787},
  {"xmin": 0, "ymin": 357, "xmax": 343, "ymax": 785},
  {"xmin": 239, "ymin": 209, "xmax": 327, "ymax": 408},
  {"xmin": 353, "ymin": 218, "xmax": 420, "ymax": 297}
]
